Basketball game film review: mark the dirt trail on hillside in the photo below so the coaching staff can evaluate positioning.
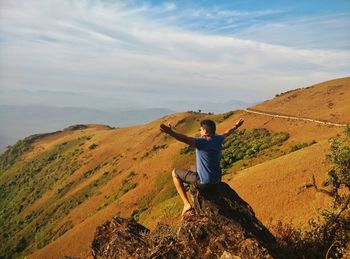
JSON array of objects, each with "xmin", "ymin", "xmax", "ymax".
[{"xmin": 245, "ymin": 108, "xmax": 347, "ymax": 127}]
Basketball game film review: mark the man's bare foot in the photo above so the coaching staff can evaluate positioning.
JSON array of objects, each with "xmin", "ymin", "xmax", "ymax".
[{"xmin": 181, "ymin": 203, "xmax": 193, "ymax": 216}]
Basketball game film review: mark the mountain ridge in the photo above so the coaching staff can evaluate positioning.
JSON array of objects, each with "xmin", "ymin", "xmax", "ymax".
[
  {"xmin": 250, "ymin": 77, "xmax": 350, "ymax": 124},
  {"xmin": 0, "ymin": 104, "xmax": 175, "ymax": 153},
  {"xmin": 0, "ymin": 77, "xmax": 348, "ymax": 258}
]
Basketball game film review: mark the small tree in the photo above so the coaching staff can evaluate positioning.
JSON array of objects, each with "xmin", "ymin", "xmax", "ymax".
[
  {"xmin": 326, "ymin": 141, "xmax": 350, "ymax": 201},
  {"xmin": 294, "ymin": 124, "xmax": 350, "ymax": 258},
  {"xmin": 299, "ymin": 124, "xmax": 350, "ymax": 201}
]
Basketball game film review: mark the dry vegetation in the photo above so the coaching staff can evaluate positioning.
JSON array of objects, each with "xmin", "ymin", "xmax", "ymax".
[
  {"xmin": 0, "ymin": 78, "xmax": 349, "ymax": 258},
  {"xmin": 251, "ymin": 77, "xmax": 350, "ymax": 124}
]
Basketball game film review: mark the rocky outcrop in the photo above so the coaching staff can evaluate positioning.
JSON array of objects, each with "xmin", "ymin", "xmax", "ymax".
[
  {"xmin": 91, "ymin": 217, "xmax": 150, "ymax": 258},
  {"xmin": 91, "ymin": 182, "xmax": 280, "ymax": 258}
]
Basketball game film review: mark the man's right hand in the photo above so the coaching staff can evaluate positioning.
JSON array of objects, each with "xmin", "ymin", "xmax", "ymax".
[
  {"xmin": 160, "ymin": 123, "xmax": 196, "ymax": 147},
  {"xmin": 160, "ymin": 123, "xmax": 173, "ymax": 135}
]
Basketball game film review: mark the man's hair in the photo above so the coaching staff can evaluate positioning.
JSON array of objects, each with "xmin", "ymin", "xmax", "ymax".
[{"xmin": 200, "ymin": 119, "xmax": 216, "ymax": 135}]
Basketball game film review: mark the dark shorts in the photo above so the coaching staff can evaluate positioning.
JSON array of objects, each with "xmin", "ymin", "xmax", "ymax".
[
  {"xmin": 173, "ymin": 168, "xmax": 200, "ymax": 185},
  {"xmin": 173, "ymin": 168, "xmax": 221, "ymax": 190}
]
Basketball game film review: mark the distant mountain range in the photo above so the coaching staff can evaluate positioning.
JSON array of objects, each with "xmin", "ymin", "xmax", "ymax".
[
  {"xmin": 0, "ymin": 88, "xmax": 256, "ymax": 153},
  {"xmin": 0, "ymin": 88, "xmax": 256, "ymax": 112},
  {"xmin": 0, "ymin": 105, "xmax": 174, "ymax": 152}
]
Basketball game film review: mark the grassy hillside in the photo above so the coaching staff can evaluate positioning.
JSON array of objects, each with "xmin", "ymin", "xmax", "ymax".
[
  {"xmin": 250, "ymin": 77, "xmax": 350, "ymax": 124},
  {"xmin": 0, "ymin": 78, "xmax": 347, "ymax": 258}
]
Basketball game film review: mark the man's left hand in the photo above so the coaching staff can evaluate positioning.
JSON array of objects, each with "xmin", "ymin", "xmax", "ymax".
[{"xmin": 235, "ymin": 118, "xmax": 244, "ymax": 128}]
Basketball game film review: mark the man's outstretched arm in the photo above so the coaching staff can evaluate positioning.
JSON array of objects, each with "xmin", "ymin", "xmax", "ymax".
[
  {"xmin": 160, "ymin": 123, "xmax": 196, "ymax": 147},
  {"xmin": 222, "ymin": 118, "xmax": 244, "ymax": 139}
]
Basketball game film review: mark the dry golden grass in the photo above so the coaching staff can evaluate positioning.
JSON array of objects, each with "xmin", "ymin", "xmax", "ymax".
[
  {"xmin": 250, "ymin": 77, "xmax": 350, "ymax": 124},
  {"xmin": 27, "ymin": 79, "xmax": 349, "ymax": 258},
  {"xmin": 227, "ymin": 140, "xmax": 333, "ymax": 229},
  {"xmin": 29, "ymin": 113, "xmax": 199, "ymax": 258}
]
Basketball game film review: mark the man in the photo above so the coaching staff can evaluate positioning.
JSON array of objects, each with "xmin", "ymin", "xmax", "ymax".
[{"xmin": 160, "ymin": 117, "xmax": 244, "ymax": 216}]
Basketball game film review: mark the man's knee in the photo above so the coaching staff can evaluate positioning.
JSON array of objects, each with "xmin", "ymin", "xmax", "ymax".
[
  {"xmin": 172, "ymin": 168, "xmax": 177, "ymax": 178},
  {"xmin": 172, "ymin": 169, "xmax": 181, "ymax": 181}
]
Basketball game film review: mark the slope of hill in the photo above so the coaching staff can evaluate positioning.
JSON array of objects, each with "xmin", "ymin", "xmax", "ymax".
[
  {"xmin": 250, "ymin": 77, "xmax": 350, "ymax": 124},
  {"xmin": 0, "ymin": 78, "xmax": 348, "ymax": 258}
]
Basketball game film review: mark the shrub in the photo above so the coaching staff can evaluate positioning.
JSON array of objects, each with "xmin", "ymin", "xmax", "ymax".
[
  {"xmin": 83, "ymin": 169, "xmax": 94, "ymax": 178},
  {"xmin": 57, "ymin": 181, "xmax": 75, "ymax": 197},
  {"xmin": 221, "ymin": 129, "xmax": 289, "ymax": 169},
  {"xmin": 122, "ymin": 183, "xmax": 137, "ymax": 194},
  {"xmin": 89, "ymin": 143, "xmax": 98, "ymax": 150},
  {"xmin": 141, "ymin": 151, "xmax": 149, "ymax": 159},
  {"xmin": 131, "ymin": 207, "xmax": 147, "ymax": 221},
  {"xmin": 140, "ymin": 145, "xmax": 167, "ymax": 160},
  {"xmin": 345, "ymin": 124, "xmax": 350, "ymax": 137},
  {"xmin": 271, "ymin": 208, "xmax": 350, "ymax": 259},
  {"xmin": 288, "ymin": 125, "xmax": 350, "ymax": 258},
  {"xmin": 325, "ymin": 127, "xmax": 350, "ymax": 200},
  {"xmin": 180, "ymin": 146, "xmax": 195, "ymax": 155},
  {"xmin": 288, "ymin": 140, "xmax": 317, "ymax": 153},
  {"xmin": 127, "ymin": 171, "xmax": 137, "ymax": 178},
  {"xmin": 0, "ymin": 138, "xmax": 33, "ymax": 171}
]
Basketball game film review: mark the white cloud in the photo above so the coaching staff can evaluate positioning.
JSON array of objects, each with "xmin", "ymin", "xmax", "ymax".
[
  {"xmin": 0, "ymin": 0, "xmax": 349, "ymax": 110},
  {"xmin": 234, "ymin": 13, "xmax": 350, "ymax": 50},
  {"xmin": 162, "ymin": 2, "xmax": 176, "ymax": 12},
  {"xmin": 217, "ymin": 9, "xmax": 283, "ymax": 17}
]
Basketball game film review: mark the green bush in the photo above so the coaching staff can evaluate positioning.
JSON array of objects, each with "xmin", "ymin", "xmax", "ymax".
[
  {"xmin": 221, "ymin": 129, "xmax": 289, "ymax": 170},
  {"xmin": 89, "ymin": 143, "xmax": 98, "ymax": 150},
  {"xmin": 325, "ymin": 126, "xmax": 350, "ymax": 200},
  {"xmin": 288, "ymin": 140, "xmax": 317, "ymax": 153},
  {"xmin": 0, "ymin": 138, "xmax": 32, "ymax": 171}
]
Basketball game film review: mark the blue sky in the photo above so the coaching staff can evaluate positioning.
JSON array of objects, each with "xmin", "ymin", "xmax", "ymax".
[{"xmin": 0, "ymin": 0, "xmax": 349, "ymax": 111}]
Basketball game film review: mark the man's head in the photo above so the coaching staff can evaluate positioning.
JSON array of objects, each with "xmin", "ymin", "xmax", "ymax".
[{"xmin": 200, "ymin": 119, "xmax": 216, "ymax": 137}]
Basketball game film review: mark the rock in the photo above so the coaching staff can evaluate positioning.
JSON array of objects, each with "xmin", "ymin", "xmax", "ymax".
[
  {"xmin": 220, "ymin": 251, "xmax": 241, "ymax": 259},
  {"xmin": 91, "ymin": 182, "xmax": 280, "ymax": 258},
  {"xmin": 189, "ymin": 182, "xmax": 278, "ymax": 255},
  {"xmin": 91, "ymin": 217, "xmax": 149, "ymax": 258}
]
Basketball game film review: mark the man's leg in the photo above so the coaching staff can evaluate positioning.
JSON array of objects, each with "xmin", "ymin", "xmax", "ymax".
[{"xmin": 172, "ymin": 169, "xmax": 193, "ymax": 216}]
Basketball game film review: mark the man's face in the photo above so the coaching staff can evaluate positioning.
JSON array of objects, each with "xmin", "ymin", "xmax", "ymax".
[{"xmin": 200, "ymin": 127, "xmax": 208, "ymax": 137}]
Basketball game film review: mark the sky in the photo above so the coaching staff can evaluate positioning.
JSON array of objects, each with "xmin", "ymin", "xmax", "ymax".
[{"xmin": 0, "ymin": 0, "xmax": 349, "ymax": 111}]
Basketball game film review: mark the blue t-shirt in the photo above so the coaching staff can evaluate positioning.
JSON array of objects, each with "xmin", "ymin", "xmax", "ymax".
[{"xmin": 195, "ymin": 135, "xmax": 225, "ymax": 184}]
